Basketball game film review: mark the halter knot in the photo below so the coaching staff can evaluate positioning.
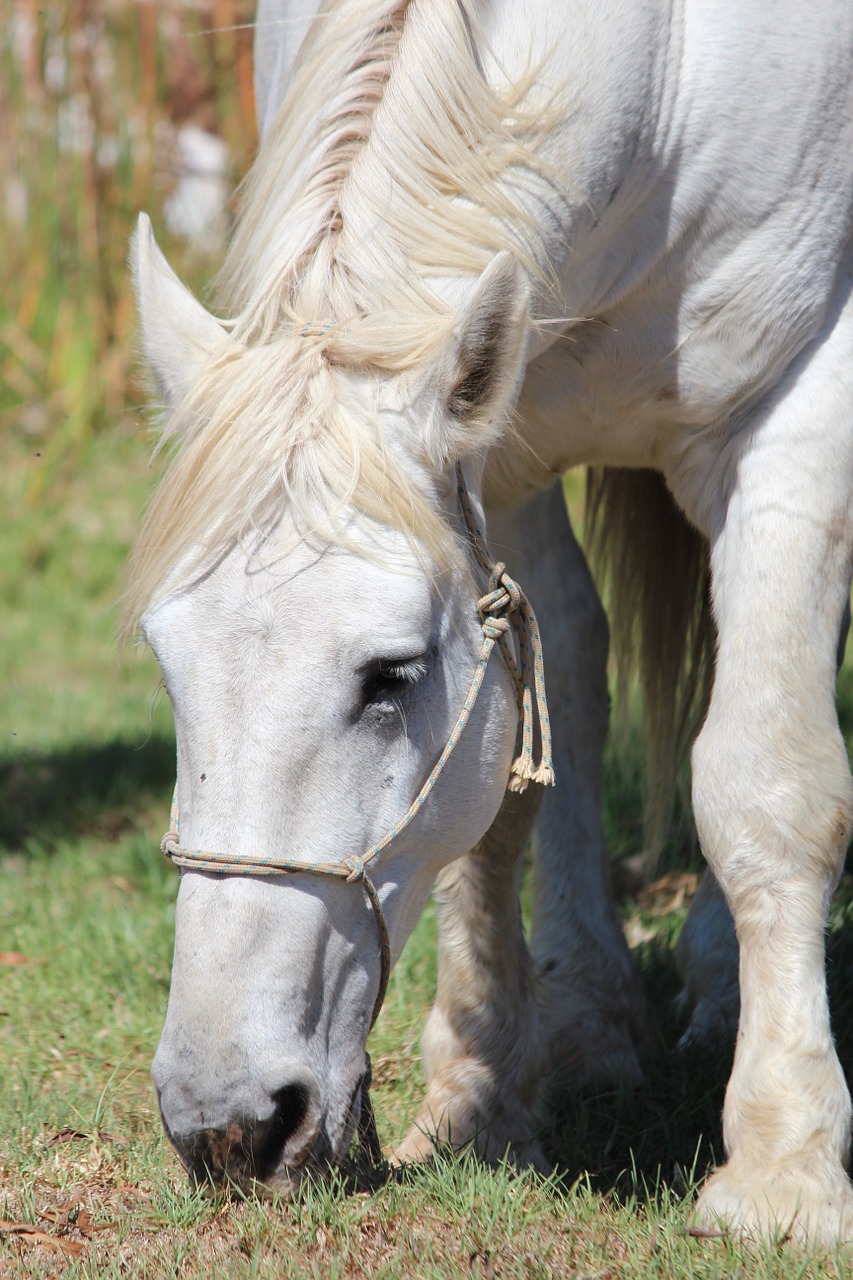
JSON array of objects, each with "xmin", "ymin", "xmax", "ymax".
[
  {"xmin": 161, "ymin": 831, "xmax": 180, "ymax": 857},
  {"xmin": 477, "ymin": 563, "xmax": 523, "ymax": 626},
  {"xmin": 489, "ymin": 563, "xmax": 522, "ymax": 613},
  {"xmin": 481, "ymin": 616, "xmax": 510, "ymax": 642},
  {"xmin": 343, "ymin": 855, "xmax": 365, "ymax": 883}
]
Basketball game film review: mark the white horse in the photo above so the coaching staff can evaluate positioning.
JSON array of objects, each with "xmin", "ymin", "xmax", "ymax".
[{"xmin": 128, "ymin": 0, "xmax": 853, "ymax": 1246}]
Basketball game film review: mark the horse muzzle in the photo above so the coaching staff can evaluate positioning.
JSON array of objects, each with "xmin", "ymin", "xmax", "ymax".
[{"xmin": 155, "ymin": 1062, "xmax": 332, "ymax": 1190}]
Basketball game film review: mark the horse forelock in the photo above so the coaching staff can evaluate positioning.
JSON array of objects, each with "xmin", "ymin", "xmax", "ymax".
[
  {"xmin": 122, "ymin": 329, "xmax": 464, "ymax": 637},
  {"xmin": 124, "ymin": 0, "xmax": 557, "ymax": 635}
]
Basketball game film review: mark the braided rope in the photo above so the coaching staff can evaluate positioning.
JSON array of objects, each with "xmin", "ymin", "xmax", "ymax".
[
  {"xmin": 160, "ymin": 464, "xmax": 555, "ymax": 1034},
  {"xmin": 454, "ymin": 467, "xmax": 555, "ymax": 790}
]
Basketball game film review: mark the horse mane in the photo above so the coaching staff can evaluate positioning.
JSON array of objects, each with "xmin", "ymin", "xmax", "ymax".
[{"xmin": 123, "ymin": 0, "xmax": 558, "ymax": 634}]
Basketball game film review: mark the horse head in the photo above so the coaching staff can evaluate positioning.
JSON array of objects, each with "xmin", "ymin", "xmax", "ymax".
[{"xmin": 130, "ymin": 216, "xmax": 540, "ymax": 1189}]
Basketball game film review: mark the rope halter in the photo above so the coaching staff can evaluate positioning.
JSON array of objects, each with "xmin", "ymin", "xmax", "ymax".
[{"xmin": 160, "ymin": 463, "xmax": 555, "ymax": 1035}]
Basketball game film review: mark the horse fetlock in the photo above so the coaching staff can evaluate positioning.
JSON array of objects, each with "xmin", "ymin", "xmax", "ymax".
[
  {"xmin": 393, "ymin": 1065, "xmax": 549, "ymax": 1174},
  {"xmin": 421, "ymin": 993, "xmax": 545, "ymax": 1105},
  {"xmin": 398, "ymin": 997, "xmax": 547, "ymax": 1168},
  {"xmin": 675, "ymin": 870, "xmax": 739, "ymax": 1049},
  {"xmin": 676, "ymin": 993, "xmax": 738, "ymax": 1052},
  {"xmin": 722, "ymin": 1045, "xmax": 852, "ymax": 1170}
]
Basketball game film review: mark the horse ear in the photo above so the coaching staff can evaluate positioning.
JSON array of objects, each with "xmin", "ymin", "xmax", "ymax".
[
  {"xmin": 425, "ymin": 251, "xmax": 530, "ymax": 465},
  {"xmin": 131, "ymin": 213, "xmax": 232, "ymax": 407}
]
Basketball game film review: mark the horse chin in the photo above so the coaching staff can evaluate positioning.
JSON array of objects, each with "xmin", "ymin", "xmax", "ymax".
[
  {"xmin": 242, "ymin": 1148, "xmax": 332, "ymax": 1199},
  {"xmin": 176, "ymin": 1132, "xmax": 335, "ymax": 1197}
]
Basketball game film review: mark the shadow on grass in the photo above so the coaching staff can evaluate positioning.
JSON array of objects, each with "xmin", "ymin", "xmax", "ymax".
[
  {"xmin": 539, "ymin": 942, "xmax": 728, "ymax": 1204},
  {"xmin": 0, "ymin": 733, "xmax": 176, "ymax": 854},
  {"xmin": 540, "ymin": 887, "xmax": 853, "ymax": 1206}
]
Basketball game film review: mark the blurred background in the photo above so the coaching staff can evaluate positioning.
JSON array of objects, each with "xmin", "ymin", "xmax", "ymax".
[
  {"xmin": 1, "ymin": 0, "xmax": 259, "ymax": 819},
  {"xmin": 1, "ymin": 0, "xmax": 256, "ymax": 477}
]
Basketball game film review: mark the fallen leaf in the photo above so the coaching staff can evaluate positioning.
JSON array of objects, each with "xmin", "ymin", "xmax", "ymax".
[
  {"xmin": 38, "ymin": 1200, "xmax": 92, "ymax": 1238},
  {"xmin": 625, "ymin": 919, "xmax": 657, "ymax": 948},
  {"xmin": 0, "ymin": 1221, "xmax": 86, "ymax": 1257},
  {"xmin": 48, "ymin": 1127, "xmax": 90, "ymax": 1144},
  {"xmin": 0, "ymin": 952, "xmax": 28, "ymax": 967},
  {"xmin": 686, "ymin": 1223, "xmax": 728, "ymax": 1239},
  {"xmin": 97, "ymin": 1130, "xmax": 130, "ymax": 1146},
  {"xmin": 46, "ymin": 1126, "xmax": 128, "ymax": 1148},
  {"xmin": 370, "ymin": 1054, "xmax": 400, "ymax": 1087},
  {"xmin": 38, "ymin": 1203, "xmax": 78, "ymax": 1225},
  {"xmin": 636, "ymin": 872, "xmax": 699, "ymax": 915}
]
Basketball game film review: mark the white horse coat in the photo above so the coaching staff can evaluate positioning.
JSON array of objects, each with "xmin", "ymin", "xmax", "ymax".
[{"xmin": 131, "ymin": 0, "xmax": 853, "ymax": 1246}]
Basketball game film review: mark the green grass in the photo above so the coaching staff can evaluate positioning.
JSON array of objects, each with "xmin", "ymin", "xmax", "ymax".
[{"xmin": 3, "ymin": 424, "xmax": 853, "ymax": 1278}]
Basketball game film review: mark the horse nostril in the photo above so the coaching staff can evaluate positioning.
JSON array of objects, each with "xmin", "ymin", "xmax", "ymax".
[
  {"xmin": 255, "ymin": 1086, "xmax": 306, "ymax": 1171},
  {"xmin": 252, "ymin": 1077, "xmax": 323, "ymax": 1177}
]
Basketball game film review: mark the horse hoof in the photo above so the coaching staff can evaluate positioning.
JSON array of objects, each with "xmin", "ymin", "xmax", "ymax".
[{"xmin": 693, "ymin": 1162, "xmax": 853, "ymax": 1249}]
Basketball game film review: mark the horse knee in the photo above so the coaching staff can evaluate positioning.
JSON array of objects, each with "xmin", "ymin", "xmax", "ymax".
[{"xmin": 692, "ymin": 712, "xmax": 853, "ymax": 911}]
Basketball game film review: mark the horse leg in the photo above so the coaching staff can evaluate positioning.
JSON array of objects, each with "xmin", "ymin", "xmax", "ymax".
[
  {"xmin": 677, "ymin": 597, "xmax": 851, "ymax": 1050},
  {"xmin": 391, "ymin": 782, "xmax": 548, "ymax": 1168},
  {"xmin": 495, "ymin": 482, "xmax": 646, "ymax": 1089},
  {"xmin": 690, "ymin": 301, "xmax": 853, "ymax": 1245},
  {"xmin": 393, "ymin": 481, "xmax": 644, "ymax": 1168}
]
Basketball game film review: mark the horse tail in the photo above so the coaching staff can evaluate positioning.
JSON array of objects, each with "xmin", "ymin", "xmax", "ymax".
[{"xmin": 585, "ymin": 467, "xmax": 715, "ymax": 874}]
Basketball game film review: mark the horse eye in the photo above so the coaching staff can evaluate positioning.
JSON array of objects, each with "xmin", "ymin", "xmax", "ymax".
[{"xmin": 361, "ymin": 655, "xmax": 430, "ymax": 705}]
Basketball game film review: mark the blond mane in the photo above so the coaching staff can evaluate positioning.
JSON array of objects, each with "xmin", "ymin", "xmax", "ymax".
[{"xmin": 124, "ymin": 0, "xmax": 557, "ymax": 633}]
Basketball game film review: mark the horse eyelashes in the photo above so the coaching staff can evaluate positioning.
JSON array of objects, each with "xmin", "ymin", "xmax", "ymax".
[
  {"xmin": 361, "ymin": 655, "xmax": 430, "ymax": 708},
  {"xmin": 379, "ymin": 658, "xmax": 429, "ymax": 684}
]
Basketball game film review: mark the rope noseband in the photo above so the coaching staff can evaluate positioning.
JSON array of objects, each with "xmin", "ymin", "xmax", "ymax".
[{"xmin": 160, "ymin": 464, "xmax": 554, "ymax": 1038}]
